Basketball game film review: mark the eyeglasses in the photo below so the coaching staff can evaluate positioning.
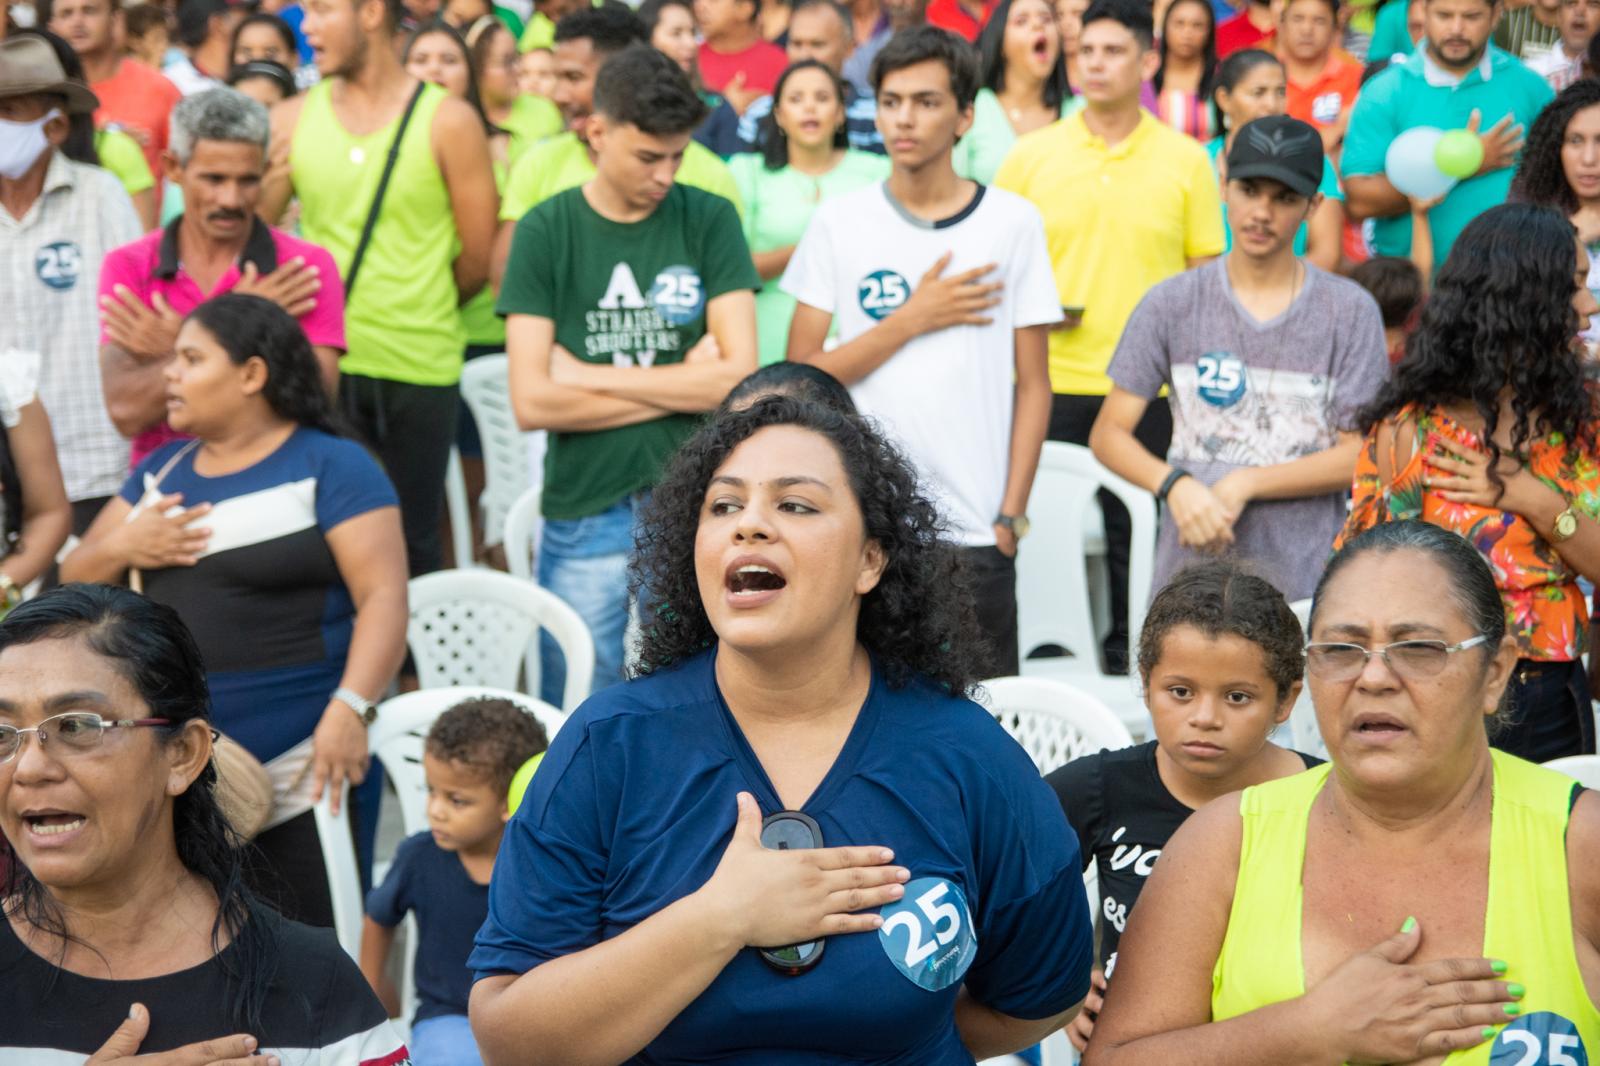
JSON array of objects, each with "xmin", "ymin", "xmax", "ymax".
[
  {"xmin": 1304, "ymin": 636, "xmax": 1490, "ymax": 682},
  {"xmin": 760, "ymin": 810, "xmax": 825, "ymax": 975},
  {"xmin": 0, "ymin": 712, "xmax": 171, "ymax": 765}
]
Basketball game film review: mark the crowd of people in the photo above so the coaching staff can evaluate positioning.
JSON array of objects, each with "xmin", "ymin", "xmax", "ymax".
[{"xmin": 0, "ymin": 0, "xmax": 1599, "ymax": 1057}]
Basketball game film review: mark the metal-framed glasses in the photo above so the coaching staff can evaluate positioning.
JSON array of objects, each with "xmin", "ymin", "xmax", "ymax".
[
  {"xmin": 0, "ymin": 712, "xmax": 171, "ymax": 765},
  {"xmin": 1304, "ymin": 636, "xmax": 1490, "ymax": 682}
]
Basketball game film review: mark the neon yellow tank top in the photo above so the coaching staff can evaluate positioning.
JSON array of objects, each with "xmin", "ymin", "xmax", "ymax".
[
  {"xmin": 1212, "ymin": 751, "xmax": 1598, "ymax": 1064},
  {"xmin": 290, "ymin": 80, "xmax": 466, "ymax": 386}
]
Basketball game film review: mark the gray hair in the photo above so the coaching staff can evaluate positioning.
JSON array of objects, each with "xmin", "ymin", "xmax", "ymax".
[{"xmin": 168, "ymin": 87, "xmax": 270, "ymax": 166}]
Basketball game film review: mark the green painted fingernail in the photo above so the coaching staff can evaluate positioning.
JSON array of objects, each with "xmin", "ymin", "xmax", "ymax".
[
  {"xmin": 1504, "ymin": 1004, "xmax": 1521, "ymax": 1016},
  {"xmin": 1491, "ymin": 959, "xmax": 1508, "ymax": 974},
  {"xmin": 1482, "ymin": 1028, "xmax": 1498, "ymax": 1040},
  {"xmin": 1401, "ymin": 916, "xmax": 1417, "ymax": 933},
  {"xmin": 1507, "ymin": 982, "xmax": 1525, "ymax": 998}
]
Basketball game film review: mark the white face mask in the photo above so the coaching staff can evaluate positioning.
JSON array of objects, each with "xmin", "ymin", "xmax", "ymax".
[{"xmin": 0, "ymin": 109, "xmax": 60, "ymax": 182}]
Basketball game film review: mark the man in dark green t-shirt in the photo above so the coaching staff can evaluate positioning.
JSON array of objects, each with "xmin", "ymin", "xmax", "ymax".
[{"xmin": 499, "ymin": 43, "xmax": 759, "ymax": 703}]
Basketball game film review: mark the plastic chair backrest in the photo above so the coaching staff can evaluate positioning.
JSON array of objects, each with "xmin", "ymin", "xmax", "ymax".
[
  {"xmin": 1544, "ymin": 754, "xmax": 1600, "ymax": 789},
  {"xmin": 503, "ymin": 485, "xmax": 542, "ymax": 582},
  {"xmin": 459, "ymin": 355, "xmax": 538, "ymax": 549},
  {"xmin": 407, "ymin": 569, "xmax": 596, "ymax": 712},
  {"xmin": 311, "ymin": 784, "xmax": 363, "ymax": 961},
  {"xmin": 1285, "ymin": 598, "xmax": 1328, "ymax": 760},
  {"xmin": 443, "ymin": 447, "xmax": 473, "ymax": 570},
  {"xmin": 980, "ymin": 675, "xmax": 1136, "ymax": 775},
  {"xmin": 1016, "ymin": 443, "xmax": 1155, "ymax": 671}
]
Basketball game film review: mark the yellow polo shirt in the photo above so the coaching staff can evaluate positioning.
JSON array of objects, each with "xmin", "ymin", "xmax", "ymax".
[
  {"xmin": 498, "ymin": 130, "xmax": 744, "ymax": 223},
  {"xmin": 995, "ymin": 111, "xmax": 1224, "ymax": 395}
]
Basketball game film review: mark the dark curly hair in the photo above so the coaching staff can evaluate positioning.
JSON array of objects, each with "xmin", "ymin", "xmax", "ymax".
[
  {"xmin": 185, "ymin": 294, "xmax": 344, "ymax": 438},
  {"xmin": 1511, "ymin": 79, "xmax": 1600, "ymax": 216},
  {"xmin": 1137, "ymin": 562, "xmax": 1304, "ymax": 703},
  {"xmin": 1356, "ymin": 203, "xmax": 1595, "ymax": 500},
  {"xmin": 425, "ymin": 696, "xmax": 549, "ymax": 797},
  {"xmin": 630, "ymin": 395, "xmax": 984, "ymax": 694}
]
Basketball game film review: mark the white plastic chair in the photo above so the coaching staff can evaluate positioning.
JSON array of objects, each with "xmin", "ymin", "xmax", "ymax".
[
  {"xmin": 1285, "ymin": 598, "xmax": 1328, "ymax": 760},
  {"xmin": 1016, "ymin": 443, "xmax": 1156, "ymax": 735},
  {"xmin": 407, "ymin": 568, "xmax": 595, "ymax": 711},
  {"xmin": 311, "ymin": 784, "xmax": 364, "ymax": 961},
  {"xmin": 980, "ymin": 676, "xmax": 1136, "ymax": 776},
  {"xmin": 1545, "ymin": 754, "xmax": 1600, "ymax": 789},
  {"xmin": 459, "ymin": 355, "xmax": 540, "ymax": 551},
  {"xmin": 503, "ymin": 485, "xmax": 542, "ymax": 582},
  {"xmin": 367, "ymin": 686, "xmax": 568, "ymax": 1024},
  {"xmin": 443, "ymin": 447, "xmax": 473, "ymax": 570}
]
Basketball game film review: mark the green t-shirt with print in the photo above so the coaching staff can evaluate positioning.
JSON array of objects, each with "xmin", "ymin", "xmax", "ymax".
[{"xmin": 498, "ymin": 184, "xmax": 759, "ymax": 520}]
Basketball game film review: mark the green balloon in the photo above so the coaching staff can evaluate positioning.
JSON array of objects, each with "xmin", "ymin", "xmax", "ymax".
[
  {"xmin": 1434, "ymin": 130, "xmax": 1484, "ymax": 180},
  {"xmin": 507, "ymin": 751, "xmax": 546, "ymax": 814}
]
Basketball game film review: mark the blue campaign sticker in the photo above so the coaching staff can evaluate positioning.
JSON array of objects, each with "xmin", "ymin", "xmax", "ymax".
[
  {"xmin": 1489, "ymin": 1013, "xmax": 1589, "ymax": 1066},
  {"xmin": 649, "ymin": 265, "xmax": 705, "ymax": 326},
  {"xmin": 878, "ymin": 876, "xmax": 977, "ymax": 992},
  {"xmin": 1195, "ymin": 352, "xmax": 1247, "ymax": 408},
  {"xmin": 857, "ymin": 270, "xmax": 910, "ymax": 321},
  {"xmin": 34, "ymin": 240, "xmax": 82, "ymax": 292}
]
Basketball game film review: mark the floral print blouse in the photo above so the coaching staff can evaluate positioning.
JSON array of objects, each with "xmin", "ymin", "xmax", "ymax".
[{"xmin": 1336, "ymin": 404, "xmax": 1600, "ymax": 661}]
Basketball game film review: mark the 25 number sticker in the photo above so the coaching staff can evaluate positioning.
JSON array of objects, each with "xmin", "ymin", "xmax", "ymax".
[
  {"xmin": 1490, "ymin": 1013, "xmax": 1588, "ymax": 1066},
  {"xmin": 1195, "ymin": 352, "xmax": 1247, "ymax": 408},
  {"xmin": 878, "ymin": 877, "xmax": 977, "ymax": 991},
  {"xmin": 858, "ymin": 270, "xmax": 910, "ymax": 321}
]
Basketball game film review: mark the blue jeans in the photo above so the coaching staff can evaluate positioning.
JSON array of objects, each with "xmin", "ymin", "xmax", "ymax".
[
  {"xmin": 409, "ymin": 1014, "xmax": 482, "ymax": 1066},
  {"xmin": 537, "ymin": 494, "xmax": 645, "ymax": 705}
]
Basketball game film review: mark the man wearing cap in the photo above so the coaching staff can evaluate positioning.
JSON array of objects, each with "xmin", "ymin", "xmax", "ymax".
[
  {"xmin": 0, "ymin": 35, "xmax": 140, "ymax": 532},
  {"xmin": 97, "ymin": 88, "xmax": 346, "ymax": 469},
  {"xmin": 1087, "ymin": 115, "xmax": 1388, "ymax": 601}
]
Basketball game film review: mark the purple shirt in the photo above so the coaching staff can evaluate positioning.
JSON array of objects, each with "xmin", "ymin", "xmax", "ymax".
[{"xmin": 98, "ymin": 216, "xmax": 346, "ymax": 465}]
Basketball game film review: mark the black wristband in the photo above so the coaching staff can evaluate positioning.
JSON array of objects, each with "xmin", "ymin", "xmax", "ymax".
[{"xmin": 1156, "ymin": 468, "xmax": 1190, "ymax": 502}]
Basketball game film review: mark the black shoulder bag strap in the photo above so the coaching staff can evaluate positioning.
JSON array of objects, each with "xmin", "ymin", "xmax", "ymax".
[{"xmin": 343, "ymin": 80, "xmax": 427, "ymax": 301}]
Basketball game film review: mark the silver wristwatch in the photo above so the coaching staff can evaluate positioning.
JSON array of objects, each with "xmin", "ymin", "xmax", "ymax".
[{"xmin": 332, "ymin": 686, "xmax": 377, "ymax": 726}]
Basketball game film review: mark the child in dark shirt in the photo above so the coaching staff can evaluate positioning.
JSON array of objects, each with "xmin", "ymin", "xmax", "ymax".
[
  {"xmin": 360, "ymin": 697, "xmax": 548, "ymax": 1066},
  {"xmin": 1351, "ymin": 255, "xmax": 1425, "ymax": 365},
  {"xmin": 1046, "ymin": 562, "xmax": 1322, "ymax": 1052}
]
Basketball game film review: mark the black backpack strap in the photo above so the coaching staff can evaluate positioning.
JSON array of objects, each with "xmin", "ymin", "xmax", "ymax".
[{"xmin": 343, "ymin": 79, "xmax": 428, "ymax": 301}]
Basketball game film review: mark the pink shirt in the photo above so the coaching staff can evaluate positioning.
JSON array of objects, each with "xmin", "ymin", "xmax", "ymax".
[
  {"xmin": 697, "ymin": 38, "xmax": 788, "ymax": 95},
  {"xmin": 98, "ymin": 218, "xmax": 347, "ymax": 466}
]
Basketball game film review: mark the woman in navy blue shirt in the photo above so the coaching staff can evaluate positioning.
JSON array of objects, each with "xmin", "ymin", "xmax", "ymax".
[{"xmin": 470, "ymin": 396, "xmax": 1093, "ymax": 1064}]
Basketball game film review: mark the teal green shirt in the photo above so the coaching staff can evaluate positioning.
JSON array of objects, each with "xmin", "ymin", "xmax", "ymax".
[
  {"xmin": 953, "ymin": 88, "xmax": 1083, "ymax": 186},
  {"xmin": 728, "ymin": 150, "xmax": 890, "ymax": 364},
  {"xmin": 1341, "ymin": 45, "xmax": 1553, "ymax": 262},
  {"xmin": 1368, "ymin": 0, "xmax": 1415, "ymax": 61},
  {"xmin": 1206, "ymin": 138, "xmax": 1343, "ymax": 257}
]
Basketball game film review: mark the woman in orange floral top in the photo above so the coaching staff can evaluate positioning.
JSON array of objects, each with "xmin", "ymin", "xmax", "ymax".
[{"xmin": 1338, "ymin": 203, "xmax": 1600, "ymax": 761}]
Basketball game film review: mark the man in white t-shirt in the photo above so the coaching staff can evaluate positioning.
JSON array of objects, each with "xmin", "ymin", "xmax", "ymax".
[{"xmin": 783, "ymin": 24, "xmax": 1059, "ymax": 676}]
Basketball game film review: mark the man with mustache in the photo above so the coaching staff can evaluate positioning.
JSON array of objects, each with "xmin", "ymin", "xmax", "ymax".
[
  {"xmin": 98, "ymin": 87, "xmax": 345, "ymax": 468},
  {"xmin": 1343, "ymin": 0, "xmax": 1552, "ymax": 266}
]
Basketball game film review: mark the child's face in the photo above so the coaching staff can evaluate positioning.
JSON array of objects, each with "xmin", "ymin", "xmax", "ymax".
[
  {"xmin": 1144, "ymin": 625, "xmax": 1297, "ymax": 781},
  {"xmin": 129, "ymin": 27, "xmax": 169, "ymax": 68},
  {"xmin": 519, "ymin": 48, "xmax": 557, "ymax": 99},
  {"xmin": 423, "ymin": 752, "xmax": 510, "ymax": 853}
]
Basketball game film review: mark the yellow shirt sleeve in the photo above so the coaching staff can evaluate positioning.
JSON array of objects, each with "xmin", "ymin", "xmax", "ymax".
[{"xmin": 1182, "ymin": 146, "xmax": 1226, "ymax": 259}]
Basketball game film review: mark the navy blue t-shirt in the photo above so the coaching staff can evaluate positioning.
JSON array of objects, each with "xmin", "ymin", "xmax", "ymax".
[
  {"xmin": 470, "ymin": 649, "xmax": 1093, "ymax": 1064},
  {"xmin": 367, "ymin": 831, "xmax": 489, "ymax": 1024}
]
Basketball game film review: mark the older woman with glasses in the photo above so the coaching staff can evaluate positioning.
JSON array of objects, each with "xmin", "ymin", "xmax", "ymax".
[
  {"xmin": 0, "ymin": 584, "xmax": 404, "ymax": 1060},
  {"xmin": 1083, "ymin": 519, "xmax": 1600, "ymax": 1066}
]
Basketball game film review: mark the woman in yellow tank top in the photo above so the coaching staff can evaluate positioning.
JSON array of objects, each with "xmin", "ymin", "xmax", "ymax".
[{"xmin": 1084, "ymin": 520, "xmax": 1600, "ymax": 1066}]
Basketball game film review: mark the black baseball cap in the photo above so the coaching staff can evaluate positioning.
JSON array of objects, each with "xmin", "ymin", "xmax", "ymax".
[{"xmin": 1226, "ymin": 115, "xmax": 1323, "ymax": 197}]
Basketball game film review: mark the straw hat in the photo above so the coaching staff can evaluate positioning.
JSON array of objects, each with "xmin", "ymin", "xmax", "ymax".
[{"xmin": 0, "ymin": 36, "xmax": 100, "ymax": 115}]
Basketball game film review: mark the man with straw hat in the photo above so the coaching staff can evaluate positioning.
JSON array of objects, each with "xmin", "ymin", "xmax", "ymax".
[{"xmin": 0, "ymin": 34, "xmax": 138, "ymax": 531}]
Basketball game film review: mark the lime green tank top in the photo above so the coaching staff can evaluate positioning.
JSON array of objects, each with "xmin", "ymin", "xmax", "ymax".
[
  {"xmin": 290, "ymin": 80, "xmax": 466, "ymax": 386},
  {"xmin": 1212, "ymin": 751, "xmax": 1598, "ymax": 1064}
]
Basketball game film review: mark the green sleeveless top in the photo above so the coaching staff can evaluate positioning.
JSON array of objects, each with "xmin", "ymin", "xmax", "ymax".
[
  {"xmin": 1213, "ymin": 751, "xmax": 1598, "ymax": 1064},
  {"xmin": 290, "ymin": 80, "xmax": 466, "ymax": 386}
]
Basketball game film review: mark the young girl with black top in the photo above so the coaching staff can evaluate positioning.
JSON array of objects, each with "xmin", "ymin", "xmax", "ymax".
[{"xmin": 1047, "ymin": 561, "xmax": 1322, "ymax": 1052}]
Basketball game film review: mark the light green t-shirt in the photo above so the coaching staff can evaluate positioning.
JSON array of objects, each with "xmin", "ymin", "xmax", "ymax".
[
  {"xmin": 518, "ymin": 10, "xmax": 555, "ymax": 51},
  {"xmin": 502, "ymin": 92, "xmax": 562, "ymax": 162},
  {"xmin": 94, "ymin": 128, "xmax": 155, "ymax": 196},
  {"xmin": 728, "ymin": 149, "xmax": 890, "ymax": 364},
  {"xmin": 497, "ymin": 185, "xmax": 760, "ymax": 519},
  {"xmin": 953, "ymin": 88, "xmax": 1082, "ymax": 186},
  {"xmin": 499, "ymin": 131, "xmax": 744, "ymax": 223}
]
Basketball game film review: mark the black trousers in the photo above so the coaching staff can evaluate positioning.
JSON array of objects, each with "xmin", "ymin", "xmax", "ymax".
[
  {"xmin": 338, "ymin": 373, "xmax": 460, "ymax": 577},
  {"xmin": 1496, "ymin": 657, "xmax": 1597, "ymax": 763},
  {"xmin": 959, "ymin": 545, "xmax": 1019, "ymax": 678},
  {"xmin": 1046, "ymin": 393, "xmax": 1172, "ymax": 674}
]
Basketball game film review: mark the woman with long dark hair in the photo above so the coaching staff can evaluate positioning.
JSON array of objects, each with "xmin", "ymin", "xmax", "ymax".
[
  {"xmin": 1152, "ymin": 0, "xmax": 1216, "ymax": 141},
  {"xmin": 957, "ymin": 0, "xmax": 1075, "ymax": 183},
  {"xmin": 470, "ymin": 395, "xmax": 1093, "ymax": 1062},
  {"xmin": 730, "ymin": 60, "xmax": 888, "ymax": 365},
  {"xmin": 1337, "ymin": 203, "xmax": 1600, "ymax": 762},
  {"xmin": 1512, "ymin": 78, "xmax": 1600, "ymax": 348},
  {"xmin": 63, "ymin": 295, "xmax": 409, "ymax": 927},
  {"xmin": 0, "ymin": 583, "xmax": 405, "ymax": 1058}
]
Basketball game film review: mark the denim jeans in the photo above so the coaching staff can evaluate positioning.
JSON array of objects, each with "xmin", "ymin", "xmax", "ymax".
[
  {"xmin": 409, "ymin": 1014, "xmax": 483, "ymax": 1066},
  {"xmin": 537, "ymin": 494, "xmax": 646, "ymax": 705}
]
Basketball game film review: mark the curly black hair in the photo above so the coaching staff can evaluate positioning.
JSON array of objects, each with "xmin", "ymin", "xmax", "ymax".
[
  {"xmin": 1356, "ymin": 202, "xmax": 1595, "ymax": 500},
  {"xmin": 425, "ymin": 697, "xmax": 549, "ymax": 797},
  {"xmin": 1137, "ymin": 562, "xmax": 1304, "ymax": 703},
  {"xmin": 630, "ymin": 395, "xmax": 985, "ymax": 695},
  {"xmin": 1511, "ymin": 79, "xmax": 1600, "ymax": 216}
]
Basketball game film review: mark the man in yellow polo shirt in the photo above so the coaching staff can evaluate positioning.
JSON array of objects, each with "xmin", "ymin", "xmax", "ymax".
[
  {"xmin": 492, "ymin": 5, "xmax": 742, "ymax": 283},
  {"xmin": 996, "ymin": 0, "xmax": 1222, "ymax": 673}
]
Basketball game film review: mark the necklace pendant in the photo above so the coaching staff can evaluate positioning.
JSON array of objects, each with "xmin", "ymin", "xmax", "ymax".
[{"xmin": 349, "ymin": 146, "xmax": 366, "ymax": 166}]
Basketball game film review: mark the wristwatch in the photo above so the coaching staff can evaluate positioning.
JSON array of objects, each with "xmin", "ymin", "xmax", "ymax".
[
  {"xmin": 1552, "ymin": 505, "xmax": 1579, "ymax": 543},
  {"xmin": 332, "ymin": 686, "xmax": 377, "ymax": 726},
  {"xmin": 995, "ymin": 514, "xmax": 1031, "ymax": 540}
]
